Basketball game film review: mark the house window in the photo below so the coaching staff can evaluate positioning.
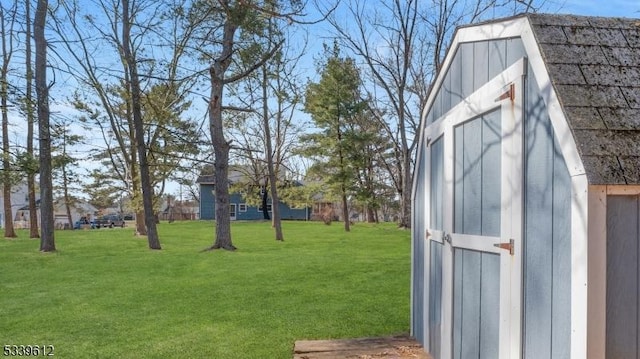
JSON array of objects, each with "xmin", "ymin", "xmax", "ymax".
[
  {"xmin": 258, "ymin": 204, "xmax": 273, "ymax": 212},
  {"xmin": 239, "ymin": 204, "xmax": 247, "ymax": 212}
]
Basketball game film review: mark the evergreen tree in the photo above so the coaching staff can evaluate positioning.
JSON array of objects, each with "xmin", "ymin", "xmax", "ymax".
[{"xmin": 302, "ymin": 44, "xmax": 368, "ymax": 232}]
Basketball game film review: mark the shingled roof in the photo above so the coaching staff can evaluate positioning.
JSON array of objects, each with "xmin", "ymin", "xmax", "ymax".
[{"xmin": 527, "ymin": 13, "xmax": 640, "ymax": 184}]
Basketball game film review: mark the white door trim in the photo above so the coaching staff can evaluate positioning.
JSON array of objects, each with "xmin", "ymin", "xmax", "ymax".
[{"xmin": 425, "ymin": 58, "xmax": 526, "ymax": 359}]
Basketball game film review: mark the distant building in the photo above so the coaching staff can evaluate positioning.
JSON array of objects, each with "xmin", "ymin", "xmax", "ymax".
[
  {"xmin": 0, "ymin": 183, "xmax": 31, "ymax": 229},
  {"xmin": 197, "ymin": 168, "xmax": 310, "ymax": 221}
]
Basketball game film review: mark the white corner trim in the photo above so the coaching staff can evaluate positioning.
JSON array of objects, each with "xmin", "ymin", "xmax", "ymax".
[{"xmin": 571, "ymin": 174, "xmax": 590, "ymax": 359}]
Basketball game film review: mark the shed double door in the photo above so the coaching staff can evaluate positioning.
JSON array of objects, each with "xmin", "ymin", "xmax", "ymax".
[{"xmin": 426, "ymin": 60, "xmax": 525, "ymax": 359}]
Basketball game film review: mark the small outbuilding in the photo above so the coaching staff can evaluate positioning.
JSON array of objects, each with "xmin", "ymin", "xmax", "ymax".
[{"xmin": 411, "ymin": 13, "xmax": 640, "ymax": 359}]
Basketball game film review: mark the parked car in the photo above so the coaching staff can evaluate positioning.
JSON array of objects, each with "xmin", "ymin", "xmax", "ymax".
[
  {"xmin": 74, "ymin": 217, "xmax": 95, "ymax": 229},
  {"xmin": 94, "ymin": 214, "xmax": 125, "ymax": 228}
]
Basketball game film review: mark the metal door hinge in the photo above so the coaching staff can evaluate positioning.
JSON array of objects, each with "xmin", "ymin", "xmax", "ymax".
[
  {"xmin": 495, "ymin": 83, "xmax": 515, "ymax": 102},
  {"xmin": 493, "ymin": 238, "xmax": 514, "ymax": 255}
]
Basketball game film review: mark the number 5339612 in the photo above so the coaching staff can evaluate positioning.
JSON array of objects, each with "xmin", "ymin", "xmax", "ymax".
[{"xmin": 3, "ymin": 345, "xmax": 54, "ymax": 356}]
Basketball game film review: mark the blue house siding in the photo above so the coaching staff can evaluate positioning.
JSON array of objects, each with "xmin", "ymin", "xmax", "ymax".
[{"xmin": 199, "ymin": 183, "xmax": 309, "ymax": 221}]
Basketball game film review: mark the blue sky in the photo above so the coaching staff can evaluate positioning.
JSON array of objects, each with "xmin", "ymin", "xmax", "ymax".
[
  {"xmin": 561, "ymin": 0, "xmax": 639, "ymax": 17},
  {"xmin": 7, "ymin": 0, "xmax": 640, "ymax": 199}
]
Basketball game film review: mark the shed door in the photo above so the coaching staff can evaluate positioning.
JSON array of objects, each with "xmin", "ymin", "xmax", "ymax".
[{"xmin": 425, "ymin": 59, "xmax": 524, "ymax": 359}]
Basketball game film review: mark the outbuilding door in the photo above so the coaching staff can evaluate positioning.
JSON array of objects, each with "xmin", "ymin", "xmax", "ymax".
[{"xmin": 425, "ymin": 59, "xmax": 525, "ymax": 359}]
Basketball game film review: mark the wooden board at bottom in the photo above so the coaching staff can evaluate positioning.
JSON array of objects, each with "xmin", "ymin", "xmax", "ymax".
[{"xmin": 293, "ymin": 335, "xmax": 430, "ymax": 359}]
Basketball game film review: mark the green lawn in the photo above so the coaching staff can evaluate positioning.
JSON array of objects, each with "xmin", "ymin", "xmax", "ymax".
[{"xmin": 0, "ymin": 221, "xmax": 410, "ymax": 358}]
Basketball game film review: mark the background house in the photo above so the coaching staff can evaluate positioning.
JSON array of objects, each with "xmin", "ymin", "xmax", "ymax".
[
  {"xmin": 412, "ymin": 13, "xmax": 640, "ymax": 359},
  {"xmin": 3, "ymin": 183, "xmax": 31, "ymax": 229},
  {"xmin": 159, "ymin": 196, "xmax": 199, "ymax": 221},
  {"xmin": 53, "ymin": 199, "xmax": 98, "ymax": 229},
  {"xmin": 197, "ymin": 168, "xmax": 310, "ymax": 221}
]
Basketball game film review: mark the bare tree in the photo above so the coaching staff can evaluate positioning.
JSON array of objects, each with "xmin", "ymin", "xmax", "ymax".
[
  {"xmin": 325, "ymin": 0, "xmax": 545, "ymax": 228},
  {"xmin": 54, "ymin": 0, "xmax": 200, "ymax": 238},
  {"xmin": 0, "ymin": 1, "xmax": 18, "ymax": 238},
  {"xmin": 260, "ymin": 64, "xmax": 283, "ymax": 240},
  {"xmin": 226, "ymin": 36, "xmax": 307, "ymax": 240},
  {"xmin": 24, "ymin": 0, "xmax": 39, "ymax": 238},
  {"xmin": 122, "ymin": 0, "xmax": 161, "ymax": 249},
  {"xmin": 35, "ymin": 0, "xmax": 55, "ymax": 252},
  {"xmin": 193, "ymin": 0, "xmax": 306, "ymax": 251}
]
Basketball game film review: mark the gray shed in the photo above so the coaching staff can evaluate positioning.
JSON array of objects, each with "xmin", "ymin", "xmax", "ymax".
[{"xmin": 411, "ymin": 13, "xmax": 640, "ymax": 359}]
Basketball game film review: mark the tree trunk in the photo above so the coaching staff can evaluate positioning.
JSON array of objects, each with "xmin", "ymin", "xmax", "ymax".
[
  {"xmin": 35, "ymin": 0, "xmax": 55, "ymax": 252},
  {"xmin": 341, "ymin": 188, "xmax": 350, "ymax": 232},
  {"xmin": 63, "ymin": 165, "xmax": 73, "ymax": 229},
  {"xmin": 1, "ymin": 84, "xmax": 15, "ymax": 238},
  {"xmin": 130, "ymin": 158, "xmax": 146, "ymax": 235},
  {"xmin": 0, "ymin": 5, "xmax": 16, "ymax": 238},
  {"xmin": 206, "ymin": 18, "xmax": 237, "ymax": 252},
  {"xmin": 367, "ymin": 205, "xmax": 375, "ymax": 223},
  {"xmin": 122, "ymin": 0, "xmax": 160, "ymax": 250},
  {"xmin": 261, "ymin": 185, "xmax": 270, "ymax": 220},
  {"xmin": 208, "ymin": 72, "xmax": 234, "ymax": 250},
  {"xmin": 400, "ymin": 150, "xmax": 411, "ymax": 228},
  {"xmin": 25, "ymin": 0, "xmax": 39, "ymax": 238},
  {"xmin": 262, "ymin": 65, "xmax": 283, "ymax": 241}
]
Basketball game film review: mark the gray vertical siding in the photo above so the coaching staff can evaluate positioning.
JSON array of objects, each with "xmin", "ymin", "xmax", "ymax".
[
  {"xmin": 454, "ymin": 112, "xmax": 501, "ymax": 236},
  {"xmin": 481, "ymin": 111, "xmax": 502, "ymax": 237},
  {"xmin": 429, "ymin": 241, "xmax": 443, "ymax": 359},
  {"xmin": 607, "ymin": 195, "xmax": 640, "ymax": 359},
  {"xmin": 460, "ymin": 43, "xmax": 474, "ymax": 100},
  {"xmin": 523, "ymin": 71, "xmax": 572, "ymax": 359},
  {"xmin": 417, "ymin": 37, "xmax": 554, "ymax": 358},
  {"xmin": 412, "ymin": 144, "xmax": 427, "ymax": 344},
  {"xmin": 431, "ymin": 137, "xmax": 444, "ymax": 230},
  {"xmin": 480, "ymin": 253, "xmax": 500, "ymax": 359},
  {"xmin": 488, "ymin": 40, "xmax": 507, "ymax": 80},
  {"xmin": 425, "ymin": 136, "xmax": 444, "ymax": 354},
  {"xmin": 473, "ymin": 42, "xmax": 489, "ymax": 91},
  {"xmin": 551, "ymin": 136, "xmax": 572, "ymax": 359},
  {"xmin": 453, "ymin": 249, "xmax": 500, "ymax": 359},
  {"xmin": 425, "ymin": 38, "xmax": 524, "ymax": 125}
]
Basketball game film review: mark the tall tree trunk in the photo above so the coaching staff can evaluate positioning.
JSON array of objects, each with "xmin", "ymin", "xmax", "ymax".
[
  {"xmin": 399, "ymin": 145, "xmax": 411, "ymax": 228},
  {"xmin": 122, "ymin": 0, "xmax": 160, "ymax": 250},
  {"xmin": 336, "ymin": 120, "xmax": 350, "ymax": 232},
  {"xmin": 62, "ymin": 164, "xmax": 73, "ymax": 229},
  {"xmin": 262, "ymin": 66, "xmax": 283, "ymax": 241},
  {"xmin": 131, "ymin": 163, "xmax": 147, "ymax": 236},
  {"xmin": 206, "ymin": 18, "xmax": 237, "ymax": 251},
  {"xmin": 367, "ymin": 206, "xmax": 375, "ymax": 223},
  {"xmin": 35, "ymin": 0, "xmax": 55, "ymax": 252},
  {"xmin": 209, "ymin": 71, "xmax": 234, "ymax": 250},
  {"xmin": 1, "ymin": 79, "xmax": 15, "ymax": 238},
  {"xmin": 25, "ymin": 0, "xmax": 39, "ymax": 238},
  {"xmin": 261, "ymin": 184, "xmax": 270, "ymax": 220},
  {"xmin": 341, "ymin": 188, "xmax": 350, "ymax": 232},
  {"xmin": 0, "ymin": 4, "xmax": 16, "ymax": 238}
]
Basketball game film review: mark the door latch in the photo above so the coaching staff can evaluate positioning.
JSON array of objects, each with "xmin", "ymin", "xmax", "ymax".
[
  {"xmin": 443, "ymin": 232, "xmax": 452, "ymax": 245},
  {"xmin": 493, "ymin": 239, "xmax": 514, "ymax": 255}
]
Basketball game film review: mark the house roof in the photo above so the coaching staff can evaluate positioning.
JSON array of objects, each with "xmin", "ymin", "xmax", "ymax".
[
  {"xmin": 196, "ymin": 169, "xmax": 262, "ymax": 184},
  {"xmin": 526, "ymin": 13, "xmax": 640, "ymax": 184},
  {"xmin": 196, "ymin": 164, "xmax": 303, "ymax": 186}
]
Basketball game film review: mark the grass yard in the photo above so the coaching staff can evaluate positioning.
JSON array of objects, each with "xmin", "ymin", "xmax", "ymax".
[{"xmin": 0, "ymin": 221, "xmax": 410, "ymax": 358}]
